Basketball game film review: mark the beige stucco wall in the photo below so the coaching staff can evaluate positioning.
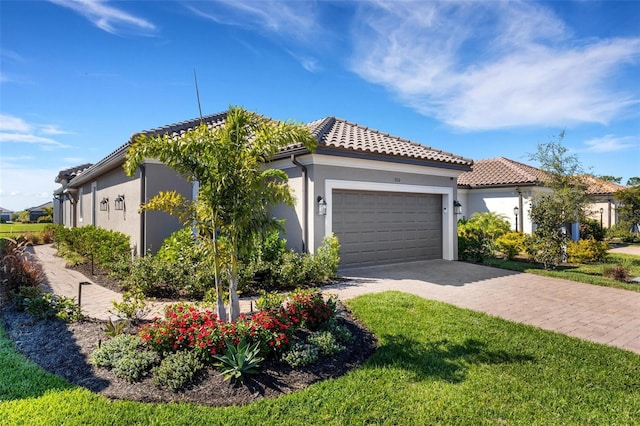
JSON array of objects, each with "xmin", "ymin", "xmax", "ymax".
[{"xmin": 272, "ymin": 154, "xmax": 464, "ymax": 261}]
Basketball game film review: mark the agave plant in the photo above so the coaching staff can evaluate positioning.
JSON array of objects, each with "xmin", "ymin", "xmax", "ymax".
[{"xmin": 213, "ymin": 338, "xmax": 264, "ymax": 382}]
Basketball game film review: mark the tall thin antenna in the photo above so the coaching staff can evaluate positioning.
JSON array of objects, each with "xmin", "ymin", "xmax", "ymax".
[{"xmin": 194, "ymin": 68, "xmax": 203, "ymax": 121}]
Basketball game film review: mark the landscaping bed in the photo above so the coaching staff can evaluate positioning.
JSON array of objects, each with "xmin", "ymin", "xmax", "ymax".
[{"xmin": 0, "ymin": 302, "xmax": 376, "ymax": 406}]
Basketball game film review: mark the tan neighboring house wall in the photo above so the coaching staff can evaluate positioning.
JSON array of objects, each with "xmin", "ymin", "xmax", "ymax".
[{"xmin": 458, "ymin": 157, "xmax": 626, "ymax": 234}]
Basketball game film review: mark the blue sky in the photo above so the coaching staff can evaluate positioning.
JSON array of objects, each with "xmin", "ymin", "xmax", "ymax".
[{"xmin": 1, "ymin": 0, "xmax": 639, "ymax": 212}]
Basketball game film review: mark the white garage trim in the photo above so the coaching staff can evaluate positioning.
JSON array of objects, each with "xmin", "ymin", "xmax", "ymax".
[{"xmin": 323, "ymin": 179, "xmax": 455, "ymax": 261}]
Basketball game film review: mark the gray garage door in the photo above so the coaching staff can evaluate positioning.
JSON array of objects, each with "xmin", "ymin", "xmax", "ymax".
[{"xmin": 332, "ymin": 190, "xmax": 442, "ymax": 267}]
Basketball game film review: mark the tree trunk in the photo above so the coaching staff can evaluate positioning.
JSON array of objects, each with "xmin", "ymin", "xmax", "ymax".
[{"xmin": 228, "ymin": 253, "xmax": 241, "ymax": 322}]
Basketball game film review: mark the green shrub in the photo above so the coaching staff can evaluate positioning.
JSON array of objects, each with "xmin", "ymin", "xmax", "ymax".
[
  {"xmin": 458, "ymin": 212, "xmax": 511, "ymax": 262},
  {"xmin": 110, "ymin": 288, "xmax": 152, "ymax": 322},
  {"xmin": 255, "ymin": 290, "xmax": 286, "ymax": 311},
  {"xmin": 152, "ymin": 350, "xmax": 203, "ymax": 392},
  {"xmin": 567, "ymin": 238, "xmax": 609, "ymax": 263},
  {"xmin": 113, "ymin": 350, "xmax": 159, "ymax": 382},
  {"xmin": 495, "ymin": 231, "xmax": 526, "ymax": 260},
  {"xmin": 523, "ymin": 231, "xmax": 565, "ymax": 269},
  {"xmin": 580, "ymin": 219, "xmax": 606, "ymax": 241},
  {"xmin": 90, "ymin": 334, "xmax": 143, "ymax": 369},
  {"xmin": 51, "ymin": 225, "xmax": 130, "ymax": 271},
  {"xmin": 307, "ymin": 330, "xmax": 344, "ymax": 356},
  {"xmin": 323, "ymin": 320, "xmax": 354, "ymax": 345},
  {"xmin": 313, "ymin": 233, "xmax": 341, "ymax": 280},
  {"xmin": 240, "ymin": 231, "xmax": 341, "ymax": 292},
  {"xmin": 12, "ymin": 286, "xmax": 82, "ymax": 322},
  {"xmin": 603, "ymin": 264, "xmax": 630, "ymax": 282},
  {"xmin": 90, "ymin": 334, "xmax": 158, "ymax": 382},
  {"xmin": 281, "ymin": 342, "xmax": 318, "ymax": 368}
]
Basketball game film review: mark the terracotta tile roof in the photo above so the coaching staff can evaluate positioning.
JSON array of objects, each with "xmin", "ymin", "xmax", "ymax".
[
  {"xmin": 579, "ymin": 174, "xmax": 627, "ymax": 195},
  {"xmin": 307, "ymin": 117, "xmax": 473, "ymax": 166},
  {"xmin": 457, "ymin": 157, "xmax": 551, "ymax": 188},
  {"xmin": 65, "ymin": 111, "xmax": 472, "ymax": 187},
  {"xmin": 55, "ymin": 163, "xmax": 93, "ymax": 183}
]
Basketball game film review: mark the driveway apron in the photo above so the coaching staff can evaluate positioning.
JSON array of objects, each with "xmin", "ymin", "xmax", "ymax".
[{"xmin": 327, "ymin": 260, "xmax": 640, "ymax": 355}]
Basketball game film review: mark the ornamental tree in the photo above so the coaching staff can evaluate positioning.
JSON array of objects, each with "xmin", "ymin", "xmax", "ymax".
[
  {"xmin": 124, "ymin": 106, "xmax": 317, "ymax": 321},
  {"xmin": 527, "ymin": 131, "xmax": 589, "ymax": 267}
]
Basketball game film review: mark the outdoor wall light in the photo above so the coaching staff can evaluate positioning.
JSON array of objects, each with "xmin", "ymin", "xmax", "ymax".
[
  {"xmin": 114, "ymin": 195, "xmax": 125, "ymax": 211},
  {"xmin": 99, "ymin": 197, "xmax": 109, "ymax": 212},
  {"xmin": 317, "ymin": 196, "xmax": 327, "ymax": 216},
  {"xmin": 453, "ymin": 200, "xmax": 462, "ymax": 215},
  {"xmin": 514, "ymin": 206, "xmax": 519, "ymax": 232}
]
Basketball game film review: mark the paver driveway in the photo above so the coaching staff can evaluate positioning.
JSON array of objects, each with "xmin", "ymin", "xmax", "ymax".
[{"xmin": 325, "ymin": 260, "xmax": 640, "ymax": 354}]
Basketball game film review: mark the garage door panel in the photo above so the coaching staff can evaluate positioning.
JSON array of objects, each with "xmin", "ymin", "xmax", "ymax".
[{"xmin": 333, "ymin": 189, "xmax": 442, "ymax": 267}]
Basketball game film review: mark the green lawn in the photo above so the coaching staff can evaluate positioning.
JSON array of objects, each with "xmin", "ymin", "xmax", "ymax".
[
  {"xmin": 483, "ymin": 252, "xmax": 640, "ymax": 292},
  {"xmin": 0, "ymin": 223, "xmax": 49, "ymax": 237},
  {"xmin": 1, "ymin": 291, "xmax": 639, "ymax": 425}
]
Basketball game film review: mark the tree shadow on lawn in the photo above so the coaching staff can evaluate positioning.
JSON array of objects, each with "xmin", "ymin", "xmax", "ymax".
[
  {"xmin": 367, "ymin": 335, "xmax": 535, "ymax": 384},
  {"xmin": 0, "ymin": 307, "xmax": 110, "ymax": 401}
]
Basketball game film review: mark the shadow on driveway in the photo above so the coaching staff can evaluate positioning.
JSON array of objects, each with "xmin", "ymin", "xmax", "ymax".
[{"xmin": 339, "ymin": 260, "xmax": 521, "ymax": 287}]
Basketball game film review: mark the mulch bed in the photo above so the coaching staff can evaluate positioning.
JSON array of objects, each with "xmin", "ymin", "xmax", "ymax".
[{"xmin": 0, "ymin": 279, "xmax": 377, "ymax": 407}]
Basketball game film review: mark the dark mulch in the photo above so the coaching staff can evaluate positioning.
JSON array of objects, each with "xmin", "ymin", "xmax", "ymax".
[{"xmin": 0, "ymin": 300, "xmax": 377, "ymax": 407}]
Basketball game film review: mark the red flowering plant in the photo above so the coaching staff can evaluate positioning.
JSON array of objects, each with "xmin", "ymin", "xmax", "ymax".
[
  {"xmin": 284, "ymin": 289, "xmax": 337, "ymax": 331},
  {"xmin": 247, "ymin": 309, "xmax": 292, "ymax": 354},
  {"xmin": 138, "ymin": 303, "xmax": 224, "ymax": 355}
]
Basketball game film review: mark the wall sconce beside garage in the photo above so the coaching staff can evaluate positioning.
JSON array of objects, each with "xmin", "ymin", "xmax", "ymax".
[
  {"xmin": 454, "ymin": 200, "xmax": 463, "ymax": 215},
  {"xmin": 317, "ymin": 196, "xmax": 327, "ymax": 216},
  {"xmin": 100, "ymin": 197, "xmax": 109, "ymax": 212}
]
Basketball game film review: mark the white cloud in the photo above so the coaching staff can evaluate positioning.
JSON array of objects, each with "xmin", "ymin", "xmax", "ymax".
[
  {"xmin": 187, "ymin": 1, "xmax": 319, "ymax": 41},
  {"xmin": 0, "ymin": 114, "xmax": 72, "ymax": 150},
  {"xmin": 49, "ymin": 0, "xmax": 155, "ymax": 35},
  {"xmin": 349, "ymin": 1, "xmax": 640, "ymax": 130},
  {"xmin": 0, "ymin": 114, "xmax": 31, "ymax": 132},
  {"xmin": 582, "ymin": 135, "xmax": 638, "ymax": 153}
]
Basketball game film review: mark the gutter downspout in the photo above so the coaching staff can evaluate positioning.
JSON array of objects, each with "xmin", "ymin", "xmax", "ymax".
[
  {"xmin": 517, "ymin": 187, "xmax": 523, "ymax": 232},
  {"xmin": 139, "ymin": 164, "xmax": 146, "ymax": 257},
  {"xmin": 291, "ymin": 154, "xmax": 308, "ymax": 253}
]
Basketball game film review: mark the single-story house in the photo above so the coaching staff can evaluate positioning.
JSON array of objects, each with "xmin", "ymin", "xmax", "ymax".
[
  {"xmin": 457, "ymin": 157, "xmax": 625, "ymax": 233},
  {"xmin": 54, "ymin": 112, "xmax": 473, "ymax": 267},
  {"xmin": 0, "ymin": 207, "xmax": 12, "ymax": 222},
  {"xmin": 27, "ymin": 201, "xmax": 54, "ymax": 222}
]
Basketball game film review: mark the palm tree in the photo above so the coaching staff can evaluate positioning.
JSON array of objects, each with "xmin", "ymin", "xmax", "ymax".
[{"xmin": 124, "ymin": 106, "xmax": 317, "ymax": 321}]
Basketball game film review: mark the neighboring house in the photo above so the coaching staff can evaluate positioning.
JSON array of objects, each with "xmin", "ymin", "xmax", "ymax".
[
  {"xmin": 27, "ymin": 201, "xmax": 54, "ymax": 222},
  {"xmin": 579, "ymin": 174, "xmax": 626, "ymax": 229},
  {"xmin": 54, "ymin": 112, "xmax": 473, "ymax": 267},
  {"xmin": 457, "ymin": 157, "xmax": 625, "ymax": 234},
  {"xmin": 0, "ymin": 207, "xmax": 12, "ymax": 222}
]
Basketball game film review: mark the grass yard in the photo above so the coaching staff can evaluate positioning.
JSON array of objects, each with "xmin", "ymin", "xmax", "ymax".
[
  {"xmin": 0, "ymin": 223, "xmax": 49, "ymax": 238},
  {"xmin": 1, "ymin": 291, "xmax": 639, "ymax": 425},
  {"xmin": 483, "ymin": 252, "xmax": 640, "ymax": 292}
]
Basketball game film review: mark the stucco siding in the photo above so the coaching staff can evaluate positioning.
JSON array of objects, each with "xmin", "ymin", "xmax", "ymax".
[{"xmin": 143, "ymin": 163, "xmax": 192, "ymax": 253}]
